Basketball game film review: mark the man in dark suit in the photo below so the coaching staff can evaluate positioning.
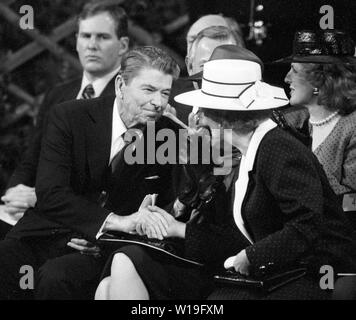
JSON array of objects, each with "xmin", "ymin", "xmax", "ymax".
[
  {"xmin": 0, "ymin": 46, "xmax": 181, "ymax": 300},
  {"xmin": 1, "ymin": 1, "xmax": 129, "ymax": 224}
]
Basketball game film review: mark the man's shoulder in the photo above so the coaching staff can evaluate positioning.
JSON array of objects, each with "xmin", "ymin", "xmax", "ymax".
[
  {"xmin": 54, "ymin": 77, "xmax": 82, "ymax": 89},
  {"xmin": 47, "ymin": 77, "xmax": 81, "ymax": 96},
  {"xmin": 51, "ymin": 94, "xmax": 115, "ymax": 120},
  {"xmin": 40, "ymin": 77, "xmax": 82, "ymax": 108}
]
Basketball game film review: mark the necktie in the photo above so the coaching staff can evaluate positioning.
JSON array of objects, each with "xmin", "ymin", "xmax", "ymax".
[
  {"xmin": 81, "ymin": 83, "xmax": 95, "ymax": 99},
  {"xmin": 110, "ymin": 129, "xmax": 143, "ymax": 172}
]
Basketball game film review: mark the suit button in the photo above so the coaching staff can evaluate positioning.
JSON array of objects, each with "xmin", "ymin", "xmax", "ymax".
[{"xmin": 51, "ymin": 229, "xmax": 59, "ymax": 235}]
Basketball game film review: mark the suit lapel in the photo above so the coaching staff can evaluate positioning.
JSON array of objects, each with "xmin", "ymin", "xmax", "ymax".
[{"xmin": 85, "ymin": 95, "xmax": 115, "ymax": 183}]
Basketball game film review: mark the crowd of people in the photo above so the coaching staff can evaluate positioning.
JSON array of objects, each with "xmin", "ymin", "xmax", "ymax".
[{"xmin": 0, "ymin": 0, "xmax": 355, "ymax": 300}]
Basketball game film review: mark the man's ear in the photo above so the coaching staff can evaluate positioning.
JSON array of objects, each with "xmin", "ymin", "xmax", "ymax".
[
  {"xmin": 118, "ymin": 37, "xmax": 130, "ymax": 56},
  {"xmin": 115, "ymin": 74, "xmax": 124, "ymax": 98}
]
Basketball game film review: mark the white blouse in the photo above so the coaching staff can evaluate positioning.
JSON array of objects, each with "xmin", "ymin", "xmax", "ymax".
[{"xmin": 233, "ymin": 119, "xmax": 277, "ymax": 244}]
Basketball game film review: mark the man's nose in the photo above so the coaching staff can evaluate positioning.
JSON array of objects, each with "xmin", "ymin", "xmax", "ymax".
[
  {"xmin": 150, "ymin": 93, "xmax": 163, "ymax": 109},
  {"xmin": 88, "ymin": 35, "xmax": 98, "ymax": 49}
]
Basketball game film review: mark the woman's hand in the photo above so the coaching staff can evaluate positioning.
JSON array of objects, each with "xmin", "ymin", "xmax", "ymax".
[
  {"xmin": 224, "ymin": 250, "xmax": 251, "ymax": 276},
  {"xmin": 135, "ymin": 195, "xmax": 169, "ymax": 240},
  {"xmin": 148, "ymin": 206, "xmax": 186, "ymax": 239}
]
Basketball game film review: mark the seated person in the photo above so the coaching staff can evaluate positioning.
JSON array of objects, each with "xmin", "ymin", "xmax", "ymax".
[
  {"xmin": 280, "ymin": 30, "xmax": 356, "ymax": 211},
  {"xmin": 0, "ymin": 46, "xmax": 181, "ymax": 300},
  {"xmin": 1, "ymin": 1, "xmax": 130, "ymax": 224},
  {"xmin": 95, "ymin": 45, "xmax": 356, "ymax": 300}
]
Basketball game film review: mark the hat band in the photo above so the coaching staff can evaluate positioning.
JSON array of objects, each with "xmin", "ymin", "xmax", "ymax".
[
  {"xmin": 201, "ymin": 90, "xmax": 239, "ymax": 99},
  {"xmin": 201, "ymin": 82, "xmax": 255, "ymax": 100},
  {"xmin": 203, "ymin": 77, "xmax": 256, "ymax": 86},
  {"xmin": 202, "ymin": 78, "xmax": 256, "ymax": 99}
]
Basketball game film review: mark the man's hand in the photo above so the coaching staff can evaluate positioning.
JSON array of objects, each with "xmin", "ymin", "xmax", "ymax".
[
  {"xmin": 1, "ymin": 184, "xmax": 37, "ymax": 215},
  {"xmin": 103, "ymin": 213, "xmax": 139, "ymax": 234},
  {"xmin": 224, "ymin": 249, "xmax": 251, "ymax": 276},
  {"xmin": 67, "ymin": 238, "xmax": 101, "ymax": 258},
  {"xmin": 135, "ymin": 194, "xmax": 169, "ymax": 240}
]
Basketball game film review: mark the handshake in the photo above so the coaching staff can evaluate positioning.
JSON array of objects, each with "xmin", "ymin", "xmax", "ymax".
[
  {"xmin": 134, "ymin": 194, "xmax": 186, "ymax": 240},
  {"xmin": 67, "ymin": 194, "xmax": 187, "ymax": 257}
]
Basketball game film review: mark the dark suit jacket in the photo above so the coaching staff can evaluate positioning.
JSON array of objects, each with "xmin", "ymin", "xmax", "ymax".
[
  {"xmin": 7, "ymin": 95, "xmax": 181, "ymax": 243},
  {"xmin": 185, "ymin": 128, "xmax": 356, "ymax": 274},
  {"xmin": 7, "ymin": 76, "xmax": 116, "ymax": 188}
]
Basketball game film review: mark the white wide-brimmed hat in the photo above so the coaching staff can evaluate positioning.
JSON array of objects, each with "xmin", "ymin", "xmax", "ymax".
[{"xmin": 175, "ymin": 45, "xmax": 289, "ymax": 111}]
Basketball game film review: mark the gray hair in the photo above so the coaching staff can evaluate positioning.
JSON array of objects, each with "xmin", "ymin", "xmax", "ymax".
[{"xmin": 120, "ymin": 46, "xmax": 180, "ymax": 84}]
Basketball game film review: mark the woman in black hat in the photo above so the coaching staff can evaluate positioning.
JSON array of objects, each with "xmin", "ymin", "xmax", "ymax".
[{"xmin": 281, "ymin": 30, "xmax": 356, "ymax": 206}]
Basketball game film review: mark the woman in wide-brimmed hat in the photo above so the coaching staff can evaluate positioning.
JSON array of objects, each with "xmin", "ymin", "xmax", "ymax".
[
  {"xmin": 278, "ymin": 30, "xmax": 356, "ymax": 206},
  {"xmin": 96, "ymin": 45, "xmax": 356, "ymax": 300},
  {"xmin": 174, "ymin": 45, "xmax": 356, "ymax": 299}
]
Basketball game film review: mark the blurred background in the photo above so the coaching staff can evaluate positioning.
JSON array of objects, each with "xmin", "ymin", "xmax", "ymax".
[{"xmin": 0, "ymin": 0, "xmax": 355, "ymax": 195}]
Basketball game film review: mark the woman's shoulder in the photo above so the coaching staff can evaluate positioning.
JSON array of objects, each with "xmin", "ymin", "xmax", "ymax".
[
  {"xmin": 340, "ymin": 110, "xmax": 356, "ymax": 127},
  {"xmin": 262, "ymin": 126, "xmax": 307, "ymax": 147},
  {"xmin": 333, "ymin": 110, "xmax": 356, "ymax": 139},
  {"xmin": 257, "ymin": 127, "xmax": 312, "ymax": 164}
]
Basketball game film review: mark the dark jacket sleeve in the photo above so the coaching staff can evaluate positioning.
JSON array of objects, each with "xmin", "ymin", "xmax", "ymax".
[
  {"xmin": 35, "ymin": 103, "xmax": 110, "ymax": 242},
  {"xmin": 183, "ymin": 180, "xmax": 251, "ymax": 267},
  {"xmin": 7, "ymin": 89, "xmax": 60, "ymax": 188},
  {"xmin": 245, "ymin": 135, "xmax": 325, "ymax": 269},
  {"xmin": 185, "ymin": 218, "xmax": 251, "ymax": 267}
]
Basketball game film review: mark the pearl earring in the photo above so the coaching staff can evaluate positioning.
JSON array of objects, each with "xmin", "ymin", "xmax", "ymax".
[{"xmin": 313, "ymin": 88, "xmax": 319, "ymax": 95}]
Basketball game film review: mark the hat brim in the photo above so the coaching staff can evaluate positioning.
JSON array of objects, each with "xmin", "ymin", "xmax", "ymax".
[
  {"xmin": 273, "ymin": 55, "xmax": 356, "ymax": 64},
  {"xmin": 174, "ymin": 88, "xmax": 289, "ymax": 111}
]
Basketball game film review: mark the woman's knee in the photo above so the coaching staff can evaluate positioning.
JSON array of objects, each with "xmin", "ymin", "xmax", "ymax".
[
  {"xmin": 111, "ymin": 253, "xmax": 137, "ymax": 278},
  {"xmin": 95, "ymin": 277, "xmax": 111, "ymax": 300}
]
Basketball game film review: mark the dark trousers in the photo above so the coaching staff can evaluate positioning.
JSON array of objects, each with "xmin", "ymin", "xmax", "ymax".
[{"xmin": 0, "ymin": 236, "xmax": 105, "ymax": 300}]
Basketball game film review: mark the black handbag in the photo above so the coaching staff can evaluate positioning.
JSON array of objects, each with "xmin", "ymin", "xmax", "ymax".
[{"xmin": 214, "ymin": 263, "xmax": 308, "ymax": 293}]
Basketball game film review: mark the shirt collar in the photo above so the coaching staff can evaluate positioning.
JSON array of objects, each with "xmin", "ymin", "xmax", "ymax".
[
  {"xmin": 243, "ymin": 119, "xmax": 277, "ymax": 172},
  {"xmin": 78, "ymin": 67, "xmax": 120, "ymax": 99},
  {"xmin": 112, "ymin": 98, "xmax": 127, "ymax": 142}
]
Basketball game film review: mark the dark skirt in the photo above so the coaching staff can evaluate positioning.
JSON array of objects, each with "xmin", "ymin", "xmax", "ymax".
[{"xmin": 101, "ymin": 244, "xmax": 213, "ymax": 300}]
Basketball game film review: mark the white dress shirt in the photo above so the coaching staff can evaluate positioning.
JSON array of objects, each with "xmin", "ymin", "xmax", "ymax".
[
  {"xmin": 96, "ymin": 98, "xmax": 128, "ymax": 239},
  {"xmin": 76, "ymin": 67, "xmax": 120, "ymax": 99}
]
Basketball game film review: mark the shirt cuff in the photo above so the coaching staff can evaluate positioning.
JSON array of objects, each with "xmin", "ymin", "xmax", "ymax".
[{"xmin": 96, "ymin": 212, "xmax": 115, "ymax": 240}]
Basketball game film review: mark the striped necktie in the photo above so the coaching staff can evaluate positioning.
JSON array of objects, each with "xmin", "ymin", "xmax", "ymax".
[{"xmin": 81, "ymin": 83, "xmax": 95, "ymax": 99}]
